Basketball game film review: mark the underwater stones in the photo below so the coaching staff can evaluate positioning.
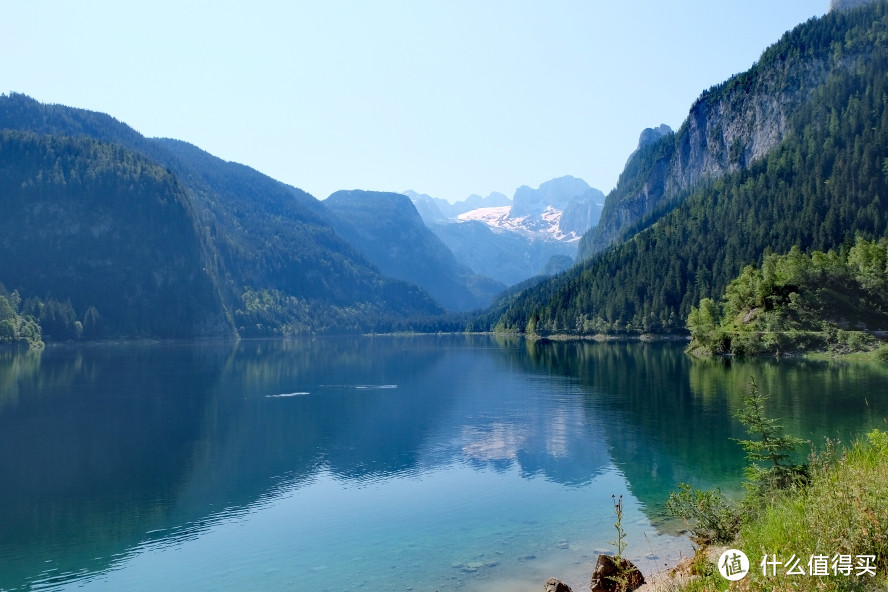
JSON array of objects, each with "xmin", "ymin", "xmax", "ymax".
[{"xmin": 450, "ymin": 559, "xmax": 499, "ymax": 574}]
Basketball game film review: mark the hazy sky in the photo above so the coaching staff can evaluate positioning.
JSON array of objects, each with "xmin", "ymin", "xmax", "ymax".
[{"xmin": 4, "ymin": 1, "xmax": 825, "ymax": 202}]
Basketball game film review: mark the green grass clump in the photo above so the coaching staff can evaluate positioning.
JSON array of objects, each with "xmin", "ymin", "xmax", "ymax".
[{"xmin": 680, "ymin": 430, "xmax": 888, "ymax": 591}]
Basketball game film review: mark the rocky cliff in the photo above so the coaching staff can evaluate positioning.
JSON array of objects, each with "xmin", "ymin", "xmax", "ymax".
[
  {"xmin": 579, "ymin": 24, "xmax": 840, "ymax": 258},
  {"xmin": 509, "ymin": 175, "xmax": 591, "ymax": 219}
]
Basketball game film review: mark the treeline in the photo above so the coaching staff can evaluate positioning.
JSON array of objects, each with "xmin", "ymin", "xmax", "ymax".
[
  {"xmin": 492, "ymin": 7, "xmax": 888, "ymax": 336},
  {"xmin": 235, "ymin": 286, "xmax": 461, "ymax": 337},
  {"xmin": 0, "ymin": 287, "xmax": 41, "ymax": 349},
  {"xmin": 687, "ymin": 238, "xmax": 888, "ymax": 356},
  {"xmin": 0, "ymin": 284, "xmax": 106, "ymax": 348}
]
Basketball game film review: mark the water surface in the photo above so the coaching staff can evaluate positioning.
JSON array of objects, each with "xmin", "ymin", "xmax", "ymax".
[{"xmin": 1, "ymin": 336, "xmax": 886, "ymax": 591}]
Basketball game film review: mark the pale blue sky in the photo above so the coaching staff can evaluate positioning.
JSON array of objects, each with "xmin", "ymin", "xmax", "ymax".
[{"xmin": 4, "ymin": 1, "xmax": 825, "ymax": 202}]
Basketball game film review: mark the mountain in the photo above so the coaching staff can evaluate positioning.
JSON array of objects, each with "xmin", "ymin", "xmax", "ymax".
[
  {"xmin": 462, "ymin": 191, "xmax": 511, "ymax": 212},
  {"xmin": 404, "ymin": 189, "xmax": 511, "ymax": 224},
  {"xmin": 429, "ymin": 219, "xmax": 575, "ymax": 287},
  {"xmin": 0, "ymin": 94, "xmax": 443, "ymax": 339},
  {"xmin": 508, "ymin": 175, "xmax": 591, "ymax": 219},
  {"xmin": 323, "ymin": 190, "xmax": 505, "ymax": 311},
  {"xmin": 455, "ymin": 176, "xmax": 602, "ymax": 244},
  {"xmin": 404, "ymin": 190, "xmax": 451, "ymax": 224},
  {"xmin": 539, "ymin": 255, "xmax": 574, "ymax": 276},
  {"xmin": 0, "ymin": 130, "xmax": 229, "ymax": 339},
  {"xmin": 622, "ymin": 124, "xmax": 673, "ymax": 169},
  {"xmin": 489, "ymin": 2, "xmax": 888, "ymax": 336},
  {"xmin": 409, "ymin": 177, "xmax": 603, "ymax": 287},
  {"xmin": 577, "ymin": 6, "xmax": 855, "ymax": 260},
  {"xmin": 558, "ymin": 187, "xmax": 606, "ymax": 236}
]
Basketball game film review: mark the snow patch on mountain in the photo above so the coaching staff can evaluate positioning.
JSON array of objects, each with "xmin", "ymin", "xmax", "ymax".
[{"xmin": 457, "ymin": 205, "xmax": 581, "ymax": 242}]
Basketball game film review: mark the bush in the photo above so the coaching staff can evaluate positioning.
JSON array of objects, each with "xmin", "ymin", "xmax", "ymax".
[{"xmin": 665, "ymin": 484, "xmax": 742, "ymax": 543}]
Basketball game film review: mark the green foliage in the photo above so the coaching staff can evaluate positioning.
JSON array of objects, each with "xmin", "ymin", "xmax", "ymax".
[
  {"xmin": 490, "ymin": 4, "xmax": 888, "ymax": 337},
  {"xmin": 155, "ymin": 140, "xmax": 441, "ymax": 322},
  {"xmin": 868, "ymin": 427, "xmax": 888, "ymax": 451},
  {"xmin": 688, "ymin": 238, "xmax": 888, "ymax": 355},
  {"xmin": 602, "ymin": 494, "xmax": 645, "ymax": 592},
  {"xmin": 0, "ymin": 286, "xmax": 43, "ymax": 349},
  {"xmin": 674, "ymin": 431, "xmax": 888, "ymax": 591},
  {"xmin": 666, "ymin": 484, "xmax": 741, "ymax": 544},
  {"xmin": 235, "ymin": 287, "xmax": 461, "ymax": 337},
  {"xmin": 733, "ymin": 378, "xmax": 808, "ymax": 497},
  {"xmin": 734, "ymin": 431, "xmax": 888, "ymax": 591}
]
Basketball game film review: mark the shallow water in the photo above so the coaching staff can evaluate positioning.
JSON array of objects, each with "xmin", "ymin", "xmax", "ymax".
[{"xmin": 1, "ymin": 336, "xmax": 886, "ymax": 591}]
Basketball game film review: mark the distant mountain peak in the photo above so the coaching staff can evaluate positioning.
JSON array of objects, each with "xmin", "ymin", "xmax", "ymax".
[
  {"xmin": 637, "ymin": 124, "xmax": 672, "ymax": 151},
  {"xmin": 508, "ymin": 175, "xmax": 591, "ymax": 219}
]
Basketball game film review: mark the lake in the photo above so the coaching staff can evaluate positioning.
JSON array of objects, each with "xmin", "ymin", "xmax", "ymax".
[{"xmin": 1, "ymin": 335, "xmax": 886, "ymax": 591}]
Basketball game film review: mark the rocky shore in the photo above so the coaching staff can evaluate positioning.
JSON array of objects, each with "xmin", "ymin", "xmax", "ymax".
[{"xmin": 545, "ymin": 545, "xmax": 725, "ymax": 592}]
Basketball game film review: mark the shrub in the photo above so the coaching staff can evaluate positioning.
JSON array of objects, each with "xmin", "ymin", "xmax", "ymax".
[{"xmin": 666, "ymin": 484, "xmax": 742, "ymax": 544}]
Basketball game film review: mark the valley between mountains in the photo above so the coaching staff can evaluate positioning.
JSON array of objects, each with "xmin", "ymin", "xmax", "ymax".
[{"xmin": 3, "ymin": 1, "xmax": 888, "ymax": 353}]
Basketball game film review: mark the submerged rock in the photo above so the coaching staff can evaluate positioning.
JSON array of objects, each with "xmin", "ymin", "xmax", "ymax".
[
  {"xmin": 545, "ymin": 577, "xmax": 573, "ymax": 592},
  {"xmin": 589, "ymin": 554, "xmax": 645, "ymax": 592}
]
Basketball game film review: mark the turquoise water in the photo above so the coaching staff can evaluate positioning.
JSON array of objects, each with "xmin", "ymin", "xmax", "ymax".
[{"xmin": 1, "ymin": 336, "xmax": 886, "ymax": 591}]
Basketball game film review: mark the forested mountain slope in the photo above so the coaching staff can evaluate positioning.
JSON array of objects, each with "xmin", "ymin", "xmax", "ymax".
[
  {"xmin": 579, "ymin": 4, "xmax": 883, "ymax": 259},
  {"xmin": 324, "ymin": 190, "xmax": 505, "ymax": 312},
  {"xmin": 492, "ymin": 3, "xmax": 888, "ymax": 336},
  {"xmin": 153, "ymin": 140, "xmax": 443, "ymax": 332},
  {"xmin": 0, "ymin": 131, "xmax": 229, "ymax": 339},
  {"xmin": 0, "ymin": 94, "xmax": 443, "ymax": 339}
]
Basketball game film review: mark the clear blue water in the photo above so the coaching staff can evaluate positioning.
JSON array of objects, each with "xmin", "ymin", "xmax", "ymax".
[{"xmin": 1, "ymin": 336, "xmax": 886, "ymax": 591}]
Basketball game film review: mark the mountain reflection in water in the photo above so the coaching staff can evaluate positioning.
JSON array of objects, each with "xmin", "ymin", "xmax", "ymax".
[{"xmin": 1, "ymin": 336, "xmax": 885, "ymax": 591}]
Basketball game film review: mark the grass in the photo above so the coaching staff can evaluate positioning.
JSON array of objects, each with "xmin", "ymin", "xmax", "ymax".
[{"xmin": 676, "ymin": 430, "xmax": 888, "ymax": 591}]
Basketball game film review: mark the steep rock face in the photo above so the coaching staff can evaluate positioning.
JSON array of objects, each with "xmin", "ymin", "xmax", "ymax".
[
  {"xmin": 580, "ymin": 36, "xmax": 836, "ymax": 258},
  {"xmin": 637, "ymin": 123, "xmax": 672, "ymax": 149},
  {"xmin": 558, "ymin": 187, "xmax": 605, "ymax": 236},
  {"xmin": 620, "ymin": 123, "xmax": 672, "ymax": 170},
  {"xmin": 403, "ymin": 190, "xmax": 450, "ymax": 224},
  {"xmin": 509, "ymin": 175, "xmax": 590, "ymax": 219}
]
